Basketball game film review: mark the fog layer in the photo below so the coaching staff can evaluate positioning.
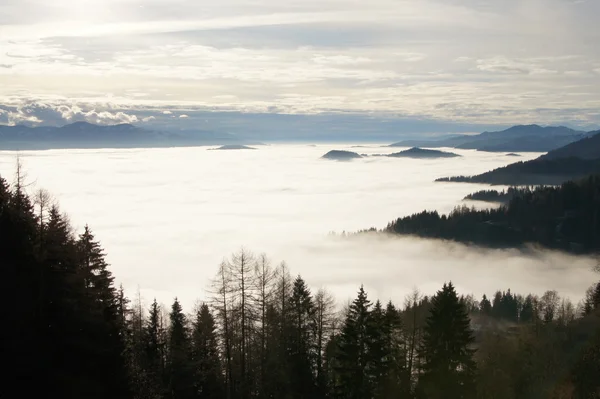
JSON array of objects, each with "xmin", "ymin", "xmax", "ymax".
[{"xmin": 0, "ymin": 145, "xmax": 595, "ymax": 307}]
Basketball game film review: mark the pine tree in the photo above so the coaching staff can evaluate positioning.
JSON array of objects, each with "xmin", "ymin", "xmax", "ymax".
[
  {"xmin": 192, "ymin": 303, "xmax": 224, "ymax": 399},
  {"xmin": 168, "ymin": 298, "xmax": 194, "ymax": 399},
  {"xmin": 336, "ymin": 285, "xmax": 373, "ymax": 399},
  {"xmin": 418, "ymin": 282, "xmax": 476, "ymax": 399}
]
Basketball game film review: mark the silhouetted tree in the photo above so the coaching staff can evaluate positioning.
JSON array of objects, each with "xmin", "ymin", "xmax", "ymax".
[{"xmin": 418, "ymin": 282, "xmax": 476, "ymax": 399}]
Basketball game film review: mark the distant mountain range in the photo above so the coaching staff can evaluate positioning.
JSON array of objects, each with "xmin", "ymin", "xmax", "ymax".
[
  {"xmin": 391, "ymin": 125, "xmax": 591, "ymax": 153},
  {"xmin": 436, "ymin": 130, "xmax": 600, "ymax": 185},
  {"xmin": 0, "ymin": 122, "xmax": 258, "ymax": 150}
]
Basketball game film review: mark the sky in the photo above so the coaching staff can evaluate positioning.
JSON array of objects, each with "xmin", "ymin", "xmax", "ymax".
[
  {"xmin": 1, "ymin": 145, "xmax": 596, "ymax": 310},
  {"xmin": 1, "ymin": 0, "xmax": 600, "ymax": 133}
]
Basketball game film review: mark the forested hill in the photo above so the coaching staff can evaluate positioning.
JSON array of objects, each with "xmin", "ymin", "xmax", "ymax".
[
  {"xmin": 541, "ymin": 130, "xmax": 600, "ymax": 160},
  {"xmin": 436, "ymin": 131, "xmax": 600, "ymax": 186},
  {"xmin": 436, "ymin": 157, "xmax": 600, "ymax": 186},
  {"xmin": 388, "ymin": 175, "xmax": 600, "ymax": 253}
]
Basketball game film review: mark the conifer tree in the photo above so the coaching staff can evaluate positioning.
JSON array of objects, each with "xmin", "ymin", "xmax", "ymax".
[
  {"xmin": 76, "ymin": 225, "xmax": 130, "ymax": 397},
  {"xmin": 336, "ymin": 285, "xmax": 373, "ymax": 399},
  {"xmin": 145, "ymin": 298, "xmax": 166, "ymax": 396},
  {"xmin": 418, "ymin": 282, "xmax": 476, "ymax": 399},
  {"xmin": 382, "ymin": 302, "xmax": 409, "ymax": 398},
  {"xmin": 192, "ymin": 303, "xmax": 224, "ymax": 399},
  {"xmin": 289, "ymin": 275, "xmax": 317, "ymax": 398},
  {"xmin": 168, "ymin": 298, "xmax": 194, "ymax": 399},
  {"xmin": 314, "ymin": 288, "xmax": 336, "ymax": 398},
  {"xmin": 479, "ymin": 295, "xmax": 492, "ymax": 315},
  {"xmin": 520, "ymin": 295, "xmax": 536, "ymax": 323},
  {"xmin": 368, "ymin": 300, "xmax": 388, "ymax": 398}
]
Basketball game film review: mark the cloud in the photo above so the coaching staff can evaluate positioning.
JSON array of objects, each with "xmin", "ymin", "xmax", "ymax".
[
  {"xmin": 0, "ymin": 0, "xmax": 599, "ymax": 125},
  {"xmin": 0, "ymin": 101, "xmax": 139, "ymax": 126},
  {"xmin": 2, "ymin": 145, "xmax": 595, "ymax": 310}
]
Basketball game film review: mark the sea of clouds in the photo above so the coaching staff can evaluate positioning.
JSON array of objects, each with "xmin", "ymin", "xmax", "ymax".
[{"xmin": 0, "ymin": 144, "xmax": 596, "ymax": 310}]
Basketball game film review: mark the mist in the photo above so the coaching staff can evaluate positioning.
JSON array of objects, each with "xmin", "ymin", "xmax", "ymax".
[{"xmin": 0, "ymin": 144, "xmax": 595, "ymax": 309}]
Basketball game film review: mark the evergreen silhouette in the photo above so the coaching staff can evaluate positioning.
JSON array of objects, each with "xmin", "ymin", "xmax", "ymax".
[
  {"xmin": 168, "ymin": 298, "xmax": 194, "ymax": 399},
  {"xmin": 336, "ymin": 286, "xmax": 373, "ymax": 399},
  {"xmin": 418, "ymin": 282, "xmax": 476, "ymax": 399},
  {"xmin": 191, "ymin": 303, "xmax": 224, "ymax": 399}
]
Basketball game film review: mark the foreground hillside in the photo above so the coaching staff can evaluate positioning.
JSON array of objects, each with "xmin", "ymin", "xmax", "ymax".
[
  {"xmin": 3, "ymin": 171, "xmax": 600, "ymax": 398},
  {"xmin": 388, "ymin": 175, "xmax": 600, "ymax": 253}
]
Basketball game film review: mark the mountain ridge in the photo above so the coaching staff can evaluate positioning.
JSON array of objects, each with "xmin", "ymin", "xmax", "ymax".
[
  {"xmin": 390, "ymin": 124, "xmax": 588, "ymax": 152},
  {"xmin": 0, "ymin": 122, "xmax": 256, "ymax": 150}
]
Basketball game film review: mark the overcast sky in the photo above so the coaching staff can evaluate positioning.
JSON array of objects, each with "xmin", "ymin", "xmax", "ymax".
[{"xmin": 1, "ymin": 0, "xmax": 599, "ymax": 130}]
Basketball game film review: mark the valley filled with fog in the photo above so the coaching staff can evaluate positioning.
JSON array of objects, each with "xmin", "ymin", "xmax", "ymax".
[{"xmin": 0, "ymin": 144, "xmax": 596, "ymax": 308}]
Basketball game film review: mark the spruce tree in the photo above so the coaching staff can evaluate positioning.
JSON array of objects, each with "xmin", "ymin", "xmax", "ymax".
[
  {"xmin": 191, "ymin": 303, "xmax": 224, "ymax": 399},
  {"xmin": 418, "ymin": 282, "xmax": 476, "ymax": 399},
  {"xmin": 77, "ymin": 225, "xmax": 130, "ymax": 397},
  {"xmin": 367, "ymin": 300, "xmax": 388, "ymax": 398},
  {"xmin": 1, "ymin": 175, "xmax": 41, "ymax": 393},
  {"xmin": 336, "ymin": 285, "xmax": 373, "ymax": 399},
  {"xmin": 289, "ymin": 275, "xmax": 316, "ymax": 398},
  {"xmin": 145, "ymin": 298, "xmax": 166, "ymax": 396},
  {"xmin": 520, "ymin": 295, "xmax": 535, "ymax": 323},
  {"xmin": 382, "ymin": 302, "xmax": 409, "ymax": 398},
  {"xmin": 168, "ymin": 298, "xmax": 194, "ymax": 399},
  {"xmin": 479, "ymin": 295, "xmax": 492, "ymax": 315}
]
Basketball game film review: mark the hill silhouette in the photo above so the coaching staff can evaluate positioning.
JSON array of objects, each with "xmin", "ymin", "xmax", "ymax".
[
  {"xmin": 541, "ymin": 130, "xmax": 600, "ymax": 160},
  {"xmin": 321, "ymin": 150, "xmax": 363, "ymax": 160},
  {"xmin": 0, "ymin": 122, "xmax": 251, "ymax": 150},
  {"xmin": 386, "ymin": 147, "xmax": 460, "ymax": 159},
  {"xmin": 390, "ymin": 124, "xmax": 586, "ymax": 152}
]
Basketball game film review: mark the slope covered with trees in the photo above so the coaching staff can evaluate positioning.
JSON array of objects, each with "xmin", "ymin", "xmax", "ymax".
[
  {"xmin": 436, "ymin": 157, "xmax": 600, "ymax": 186},
  {"xmin": 436, "ymin": 132, "xmax": 600, "ymax": 186},
  {"xmin": 541, "ymin": 130, "xmax": 600, "ymax": 160},
  {"xmin": 3, "ymin": 171, "xmax": 600, "ymax": 399},
  {"xmin": 389, "ymin": 175, "xmax": 600, "ymax": 252}
]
